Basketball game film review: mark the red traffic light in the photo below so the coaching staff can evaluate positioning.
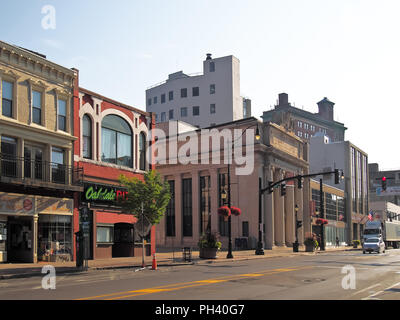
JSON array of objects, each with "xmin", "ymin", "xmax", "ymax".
[{"xmin": 382, "ymin": 176, "xmax": 386, "ymax": 181}]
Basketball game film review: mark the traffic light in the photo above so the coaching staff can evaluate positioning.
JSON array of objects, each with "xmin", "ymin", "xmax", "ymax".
[
  {"xmin": 382, "ymin": 176, "xmax": 387, "ymax": 191},
  {"xmin": 296, "ymin": 220, "xmax": 303, "ymax": 229},
  {"xmin": 268, "ymin": 181, "xmax": 273, "ymax": 194},
  {"xmin": 297, "ymin": 177, "xmax": 303, "ymax": 189},
  {"xmin": 334, "ymin": 169, "xmax": 340, "ymax": 184},
  {"xmin": 280, "ymin": 183, "xmax": 286, "ymax": 196}
]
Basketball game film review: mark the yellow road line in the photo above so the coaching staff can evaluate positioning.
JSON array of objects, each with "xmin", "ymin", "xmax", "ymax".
[{"xmin": 77, "ymin": 266, "xmax": 313, "ymax": 300}]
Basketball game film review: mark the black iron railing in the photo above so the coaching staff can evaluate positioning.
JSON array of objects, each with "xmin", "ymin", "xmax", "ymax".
[{"xmin": 0, "ymin": 153, "xmax": 83, "ymax": 187}]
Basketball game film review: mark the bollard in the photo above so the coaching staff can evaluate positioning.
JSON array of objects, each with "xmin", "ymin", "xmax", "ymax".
[{"xmin": 152, "ymin": 252, "xmax": 157, "ymax": 270}]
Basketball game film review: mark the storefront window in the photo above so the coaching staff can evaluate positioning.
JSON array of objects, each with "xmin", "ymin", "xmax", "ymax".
[
  {"xmin": 38, "ymin": 214, "xmax": 72, "ymax": 261},
  {"xmin": 97, "ymin": 225, "xmax": 113, "ymax": 243}
]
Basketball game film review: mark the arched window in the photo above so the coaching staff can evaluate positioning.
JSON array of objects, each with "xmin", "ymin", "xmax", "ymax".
[
  {"xmin": 82, "ymin": 115, "xmax": 92, "ymax": 159},
  {"xmin": 101, "ymin": 115, "xmax": 132, "ymax": 167},
  {"xmin": 139, "ymin": 132, "xmax": 146, "ymax": 171}
]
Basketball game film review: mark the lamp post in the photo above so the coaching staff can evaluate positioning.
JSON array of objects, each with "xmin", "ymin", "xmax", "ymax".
[{"xmin": 226, "ymin": 124, "xmax": 260, "ymax": 259}]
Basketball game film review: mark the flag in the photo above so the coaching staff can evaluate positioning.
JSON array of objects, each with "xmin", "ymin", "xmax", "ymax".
[{"xmin": 368, "ymin": 210, "xmax": 374, "ymax": 221}]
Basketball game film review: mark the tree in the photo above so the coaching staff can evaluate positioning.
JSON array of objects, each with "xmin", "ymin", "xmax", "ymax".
[{"xmin": 118, "ymin": 170, "xmax": 171, "ymax": 225}]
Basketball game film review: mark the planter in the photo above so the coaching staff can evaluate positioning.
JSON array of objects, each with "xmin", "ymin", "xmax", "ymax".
[
  {"xmin": 199, "ymin": 247, "xmax": 218, "ymax": 259},
  {"xmin": 305, "ymin": 243, "xmax": 314, "ymax": 252}
]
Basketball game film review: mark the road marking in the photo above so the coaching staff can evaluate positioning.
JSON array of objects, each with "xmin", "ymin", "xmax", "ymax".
[
  {"xmin": 77, "ymin": 266, "xmax": 313, "ymax": 300},
  {"xmin": 351, "ymin": 283, "xmax": 381, "ymax": 297},
  {"xmin": 362, "ymin": 282, "xmax": 400, "ymax": 300}
]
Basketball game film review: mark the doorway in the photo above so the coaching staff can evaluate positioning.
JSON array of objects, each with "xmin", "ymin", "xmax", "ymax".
[
  {"xmin": 7, "ymin": 216, "xmax": 33, "ymax": 263},
  {"xmin": 24, "ymin": 144, "xmax": 44, "ymax": 180}
]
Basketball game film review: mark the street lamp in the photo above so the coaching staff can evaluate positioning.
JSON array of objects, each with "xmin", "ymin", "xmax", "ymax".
[{"xmin": 226, "ymin": 123, "xmax": 260, "ymax": 259}]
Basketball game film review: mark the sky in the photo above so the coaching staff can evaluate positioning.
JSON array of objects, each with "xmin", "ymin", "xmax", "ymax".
[{"xmin": 1, "ymin": 0, "xmax": 399, "ymax": 170}]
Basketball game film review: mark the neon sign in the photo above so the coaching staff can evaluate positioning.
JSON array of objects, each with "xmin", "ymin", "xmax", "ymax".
[{"xmin": 83, "ymin": 184, "xmax": 128, "ymax": 204}]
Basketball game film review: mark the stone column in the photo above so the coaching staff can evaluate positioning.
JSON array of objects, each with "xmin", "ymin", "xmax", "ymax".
[
  {"xmin": 273, "ymin": 169, "xmax": 285, "ymax": 246},
  {"xmin": 285, "ymin": 184, "xmax": 295, "ymax": 246},
  {"xmin": 264, "ymin": 165, "xmax": 275, "ymax": 250},
  {"xmin": 210, "ymin": 168, "xmax": 219, "ymax": 235},
  {"xmin": 192, "ymin": 171, "xmax": 200, "ymax": 246},
  {"xmin": 174, "ymin": 173, "xmax": 183, "ymax": 246}
]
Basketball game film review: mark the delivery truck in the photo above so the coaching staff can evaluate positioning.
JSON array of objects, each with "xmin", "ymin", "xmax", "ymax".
[{"xmin": 363, "ymin": 220, "xmax": 400, "ymax": 248}]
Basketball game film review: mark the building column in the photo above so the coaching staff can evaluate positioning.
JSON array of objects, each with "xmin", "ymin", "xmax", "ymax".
[
  {"xmin": 192, "ymin": 171, "xmax": 200, "ymax": 245},
  {"xmin": 303, "ymin": 175, "xmax": 311, "ymax": 240},
  {"xmin": 174, "ymin": 173, "xmax": 183, "ymax": 246},
  {"xmin": 264, "ymin": 165, "xmax": 275, "ymax": 250},
  {"xmin": 285, "ymin": 184, "xmax": 295, "ymax": 247},
  {"xmin": 32, "ymin": 215, "xmax": 38, "ymax": 263},
  {"xmin": 210, "ymin": 168, "xmax": 219, "ymax": 235},
  {"xmin": 273, "ymin": 169, "xmax": 285, "ymax": 246}
]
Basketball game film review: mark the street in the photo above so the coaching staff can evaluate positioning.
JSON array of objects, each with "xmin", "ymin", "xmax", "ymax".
[{"xmin": 0, "ymin": 249, "xmax": 399, "ymax": 300}]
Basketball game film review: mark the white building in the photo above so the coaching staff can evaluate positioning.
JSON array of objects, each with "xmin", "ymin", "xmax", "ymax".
[
  {"xmin": 309, "ymin": 133, "xmax": 369, "ymax": 241},
  {"xmin": 146, "ymin": 54, "xmax": 250, "ymax": 128}
]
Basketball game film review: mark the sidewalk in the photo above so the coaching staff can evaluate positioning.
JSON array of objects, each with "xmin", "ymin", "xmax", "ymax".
[{"xmin": 0, "ymin": 245, "xmax": 358, "ymax": 280}]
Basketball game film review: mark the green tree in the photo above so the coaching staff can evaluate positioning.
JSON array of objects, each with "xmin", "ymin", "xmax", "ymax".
[{"xmin": 118, "ymin": 170, "xmax": 171, "ymax": 226}]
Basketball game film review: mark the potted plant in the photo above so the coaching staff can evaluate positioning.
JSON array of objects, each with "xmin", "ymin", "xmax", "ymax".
[
  {"xmin": 218, "ymin": 206, "xmax": 231, "ymax": 221},
  {"xmin": 198, "ymin": 232, "xmax": 222, "ymax": 259},
  {"xmin": 353, "ymin": 240, "xmax": 361, "ymax": 248},
  {"xmin": 304, "ymin": 233, "xmax": 318, "ymax": 252}
]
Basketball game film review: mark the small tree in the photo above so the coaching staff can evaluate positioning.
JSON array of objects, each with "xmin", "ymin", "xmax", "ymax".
[{"xmin": 118, "ymin": 170, "xmax": 171, "ymax": 224}]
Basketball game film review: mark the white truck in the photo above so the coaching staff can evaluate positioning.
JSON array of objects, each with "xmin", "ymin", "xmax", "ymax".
[{"xmin": 363, "ymin": 220, "xmax": 400, "ymax": 249}]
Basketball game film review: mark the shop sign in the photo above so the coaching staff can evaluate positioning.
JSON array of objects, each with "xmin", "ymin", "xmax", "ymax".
[
  {"xmin": 36, "ymin": 197, "xmax": 73, "ymax": 215},
  {"xmin": 83, "ymin": 184, "xmax": 128, "ymax": 204},
  {"xmin": 0, "ymin": 192, "xmax": 35, "ymax": 215}
]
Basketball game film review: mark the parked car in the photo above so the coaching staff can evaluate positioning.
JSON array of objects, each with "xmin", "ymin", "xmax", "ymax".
[{"xmin": 362, "ymin": 237, "xmax": 386, "ymax": 254}]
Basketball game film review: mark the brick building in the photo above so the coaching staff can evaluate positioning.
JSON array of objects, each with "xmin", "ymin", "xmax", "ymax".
[{"xmin": 73, "ymin": 72, "xmax": 156, "ymax": 260}]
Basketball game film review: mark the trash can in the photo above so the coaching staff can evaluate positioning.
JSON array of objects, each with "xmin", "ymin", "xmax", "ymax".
[
  {"xmin": 182, "ymin": 247, "xmax": 192, "ymax": 262},
  {"xmin": 293, "ymin": 242, "xmax": 299, "ymax": 252}
]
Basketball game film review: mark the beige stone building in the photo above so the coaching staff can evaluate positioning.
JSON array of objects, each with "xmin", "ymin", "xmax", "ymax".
[
  {"xmin": 0, "ymin": 41, "xmax": 82, "ymax": 263},
  {"xmin": 153, "ymin": 117, "xmax": 310, "ymax": 251}
]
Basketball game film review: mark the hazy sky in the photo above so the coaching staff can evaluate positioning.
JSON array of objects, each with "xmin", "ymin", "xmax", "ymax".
[{"xmin": 1, "ymin": 0, "xmax": 399, "ymax": 170}]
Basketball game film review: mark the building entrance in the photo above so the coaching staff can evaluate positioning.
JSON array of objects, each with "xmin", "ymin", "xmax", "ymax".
[{"xmin": 7, "ymin": 216, "xmax": 33, "ymax": 263}]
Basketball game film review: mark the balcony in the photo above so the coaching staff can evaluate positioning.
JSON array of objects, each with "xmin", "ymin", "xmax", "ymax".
[{"xmin": 0, "ymin": 153, "xmax": 83, "ymax": 192}]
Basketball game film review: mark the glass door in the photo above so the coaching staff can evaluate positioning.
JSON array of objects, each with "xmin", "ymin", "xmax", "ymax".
[{"xmin": 24, "ymin": 145, "xmax": 44, "ymax": 180}]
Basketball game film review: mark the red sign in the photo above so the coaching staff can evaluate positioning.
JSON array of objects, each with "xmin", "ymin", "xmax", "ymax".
[{"xmin": 23, "ymin": 199, "xmax": 33, "ymax": 211}]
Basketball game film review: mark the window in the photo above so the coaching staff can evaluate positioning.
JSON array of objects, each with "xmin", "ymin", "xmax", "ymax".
[
  {"xmin": 210, "ymin": 104, "xmax": 216, "ymax": 114},
  {"xmin": 181, "ymin": 88, "xmax": 187, "ymax": 98},
  {"xmin": 101, "ymin": 115, "xmax": 132, "ymax": 167},
  {"xmin": 304, "ymin": 123, "xmax": 309, "ymax": 130},
  {"xmin": 58, "ymin": 99, "xmax": 67, "ymax": 131},
  {"xmin": 297, "ymin": 131, "xmax": 303, "ymax": 137},
  {"xmin": 153, "ymin": 96, "xmax": 157, "ymax": 104},
  {"xmin": 32, "ymin": 90, "xmax": 42, "ymax": 124},
  {"xmin": 169, "ymin": 109, "xmax": 174, "ymax": 120},
  {"xmin": 181, "ymin": 107, "xmax": 187, "ymax": 117},
  {"xmin": 210, "ymin": 84, "xmax": 215, "ymax": 94},
  {"xmin": 169, "ymin": 91, "xmax": 174, "ymax": 101},
  {"xmin": 147, "ymin": 98, "xmax": 152, "ymax": 106},
  {"xmin": 209, "ymin": 62, "xmax": 215, "ymax": 72},
  {"xmin": 161, "ymin": 94, "xmax": 166, "ymax": 104},
  {"xmin": 311, "ymin": 125, "xmax": 315, "ymax": 132},
  {"xmin": 193, "ymin": 106, "xmax": 200, "ymax": 116},
  {"xmin": 2, "ymin": 80, "xmax": 13, "ymax": 118},
  {"xmin": 297, "ymin": 121, "xmax": 302, "ymax": 128},
  {"xmin": 139, "ymin": 132, "xmax": 146, "ymax": 171},
  {"xmin": 155, "ymin": 114, "xmax": 158, "ymax": 122},
  {"xmin": 161, "ymin": 112, "xmax": 166, "ymax": 122},
  {"xmin": 97, "ymin": 226, "xmax": 113, "ymax": 243},
  {"xmin": 51, "ymin": 147, "xmax": 65, "ymax": 184},
  {"xmin": 166, "ymin": 181, "xmax": 175, "ymax": 237},
  {"xmin": 192, "ymin": 87, "xmax": 199, "ymax": 97},
  {"xmin": 82, "ymin": 115, "xmax": 92, "ymax": 159},
  {"xmin": 182, "ymin": 178, "xmax": 192, "ymax": 237},
  {"xmin": 305, "ymin": 133, "xmax": 309, "ymax": 139},
  {"xmin": 242, "ymin": 221, "xmax": 249, "ymax": 237},
  {"xmin": 1, "ymin": 136, "xmax": 17, "ymax": 177}
]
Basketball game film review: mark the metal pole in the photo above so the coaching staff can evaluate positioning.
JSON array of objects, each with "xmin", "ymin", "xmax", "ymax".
[
  {"xmin": 141, "ymin": 202, "xmax": 145, "ymax": 268},
  {"xmin": 256, "ymin": 177, "xmax": 264, "ymax": 255},
  {"xmin": 320, "ymin": 178, "xmax": 325, "ymax": 251},
  {"xmin": 227, "ymin": 145, "xmax": 233, "ymax": 259}
]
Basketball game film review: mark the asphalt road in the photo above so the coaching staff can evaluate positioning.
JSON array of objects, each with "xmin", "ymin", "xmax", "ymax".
[{"xmin": 1, "ymin": 249, "xmax": 400, "ymax": 300}]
